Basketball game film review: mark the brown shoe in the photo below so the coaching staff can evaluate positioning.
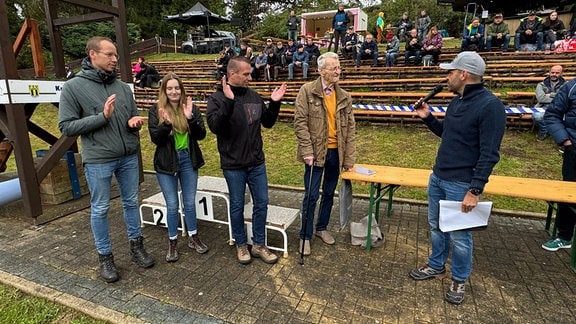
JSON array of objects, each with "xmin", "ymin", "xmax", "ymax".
[
  {"xmin": 166, "ymin": 239, "xmax": 178, "ymax": 262},
  {"xmin": 315, "ymin": 230, "xmax": 335, "ymax": 245},
  {"xmin": 299, "ymin": 239, "xmax": 311, "ymax": 256},
  {"xmin": 236, "ymin": 245, "xmax": 252, "ymax": 264},
  {"xmin": 251, "ymin": 245, "xmax": 278, "ymax": 264},
  {"xmin": 188, "ymin": 234, "xmax": 209, "ymax": 254}
]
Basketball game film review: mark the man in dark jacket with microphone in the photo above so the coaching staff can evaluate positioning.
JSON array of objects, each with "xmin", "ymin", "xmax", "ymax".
[{"xmin": 410, "ymin": 51, "xmax": 506, "ymax": 305}]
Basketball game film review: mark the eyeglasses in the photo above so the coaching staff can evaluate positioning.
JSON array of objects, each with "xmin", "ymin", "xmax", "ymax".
[
  {"xmin": 325, "ymin": 66, "xmax": 342, "ymax": 72},
  {"xmin": 97, "ymin": 51, "xmax": 119, "ymax": 59}
]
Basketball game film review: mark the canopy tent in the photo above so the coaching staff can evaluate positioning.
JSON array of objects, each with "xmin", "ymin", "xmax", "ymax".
[{"xmin": 164, "ymin": 2, "xmax": 230, "ymax": 26}]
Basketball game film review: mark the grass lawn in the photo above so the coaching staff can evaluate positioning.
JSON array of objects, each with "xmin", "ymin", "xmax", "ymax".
[
  {"xmin": 5, "ymin": 103, "xmax": 562, "ymax": 214},
  {"xmin": 0, "ymin": 284, "xmax": 105, "ymax": 323}
]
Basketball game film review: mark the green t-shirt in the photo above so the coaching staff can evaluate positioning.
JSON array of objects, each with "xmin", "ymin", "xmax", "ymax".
[{"xmin": 174, "ymin": 132, "xmax": 188, "ymax": 150}]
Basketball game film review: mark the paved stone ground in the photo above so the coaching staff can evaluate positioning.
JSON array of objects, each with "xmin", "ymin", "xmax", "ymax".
[{"xmin": 0, "ymin": 173, "xmax": 575, "ymax": 323}]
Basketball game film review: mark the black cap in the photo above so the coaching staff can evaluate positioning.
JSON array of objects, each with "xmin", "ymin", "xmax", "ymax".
[
  {"xmin": 528, "ymin": 10, "xmax": 536, "ymax": 15},
  {"xmin": 494, "ymin": 13, "xmax": 503, "ymax": 18}
]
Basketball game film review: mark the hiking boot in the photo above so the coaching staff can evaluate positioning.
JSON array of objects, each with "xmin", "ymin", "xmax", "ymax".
[
  {"xmin": 315, "ymin": 230, "xmax": 335, "ymax": 245},
  {"xmin": 409, "ymin": 264, "xmax": 446, "ymax": 280},
  {"xmin": 299, "ymin": 239, "xmax": 311, "ymax": 256},
  {"xmin": 537, "ymin": 132, "xmax": 548, "ymax": 142},
  {"xmin": 445, "ymin": 280, "xmax": 466, "ymax": 305},
  {"xmin": 236, "ymin": 245, "xmax": 252, "ymax": 264},
  {"xmin": 129, "ymin": 236, "xmax": 155, "ymax": 268},
  {"xmin": 251, "ymin": 245, "xmax": 278, "ymax": 264},
  {"xmin": 98, "ymin": 253, "xmax": 119, "ymax": 283},
  {"xmin": 542, "ymin": 237, "xmax": 572, "ymax": 251},
  {"xmin": 188, "ymin": 234, "xmax": 209, "ymax": 254},
  {"xmin": 166, "ymin": 239, "xmax": 178, "ymax": 262}
]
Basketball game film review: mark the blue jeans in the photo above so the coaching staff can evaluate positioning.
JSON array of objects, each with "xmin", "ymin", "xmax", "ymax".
[
  {"xmin": 156, "ymin": 149, "xmax": 199, "ymax": 238},
  {"xmin": 288, "ymin": 62, "xmax": 308, "ymax": 80},
  {"xmin": 356, "ymin": 51, "xmax": 379, "ymax": 67},
  {"xmin": 385, "ymin": 52, "xmax": 398, "ymax": 67},
  {"xmin": 486, "ymin": 34, "xmax": 510, "ymax": 51},
  {"xmin": 84, "ymin": 154, "xmax": 141, "ymax": 255},
  {"xmin": 223, "ymin": 163, "xmax": 269, "ymax": 246},
  {"xmin": 532, "ymin": 111, "xmax": 547, "ymax": 135},
  {"xmin": 427, "ymin": 173, "xmax": 473, "ymax": 282},
  {"xmin": 300, "ymin": 149, "xmax": 340, "ymax": 240}
]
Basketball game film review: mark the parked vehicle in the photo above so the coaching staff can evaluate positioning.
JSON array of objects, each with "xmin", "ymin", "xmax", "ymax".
[{"xmin": 181, "ymin": 29, "xmax": 237, "ymax": 54}]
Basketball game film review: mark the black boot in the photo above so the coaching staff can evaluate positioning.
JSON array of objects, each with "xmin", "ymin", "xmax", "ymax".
[
  {"xmin": 98, "ymin": 253, "xmax": 119, "ymax": 283},
  {"xmin": 166, "ymin": 239, "xmax": 179, "ymax": 262},
  {"xmin": 130, "ymin": 236, "xmax": 155, "ymax": 268}
]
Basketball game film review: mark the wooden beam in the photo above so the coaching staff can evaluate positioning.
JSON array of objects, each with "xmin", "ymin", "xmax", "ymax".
[
  {"xmin": 12, "ymin": 18, "xmax": 31, "ymax": 55},
  {"xmin": 44, "ymin": 0, "xmax": 66, "ymax": 78},
  {"xmin": 59, "ymin": 0, "xmax": 119, "ymax": 15},
  {"xmin": 53, "ymin": 12, "xmax": 114, "ymax": 27},
  {"xmin": 36, "ymin": 135, "xmax": 78, "ymax": 181},
  {"xmin": 28, "ymin": 20, "xmax": 46, "ymax": 78}
]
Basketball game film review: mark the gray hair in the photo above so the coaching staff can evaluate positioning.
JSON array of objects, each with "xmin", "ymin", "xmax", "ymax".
[{"xmin": 317, "ymin": 52, "xmax": 339, "ymax": 70}]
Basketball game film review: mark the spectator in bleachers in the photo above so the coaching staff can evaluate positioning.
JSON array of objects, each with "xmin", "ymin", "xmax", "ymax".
[
  {"xmin": 284, "ymin": 39, "xmax": 298, "ymax": 67},
  {"xmin": 65, "ymin": 64, "xmax": 75, "ymax": 79},
  {"xmin": 239, "ymin": 42, "xmax": 254, "ymax": 61},
  {"xmin": 274, "ymin": 41, "xmax": 287, "ymax": 67},
  {"xmin": 332, "ymin": 4, "xmax": 351, "ymax": 54},
  {"xmin": 394, "ymin": 12, "xmax": 412, "ymax": 42},
  {"xmin": 404, "ymin": 28, "xmax": 423, "ymax": 66},
  {"xmin": 541, "ymin": 75, "xmax": 576, "ymax": 253},
  {"xmin": 304, "ymin": 37, "xmax": 321, "ymax": 66},
  {"xmin": 376, "ymin": 12, "xmax": 385, "ymax": 44},
  {"xmin": 134, "ymin": 62, "xmax": 161, "ymax": 89},
  {"xmin": 543, "ymin": 11, "xmax": 566, "ymax": 51},
  {"xmin": 148, "ymin": 73, "xmax": 209, "ymax": 262},
  {"xmin": 288, "ymin": 44, "xmax": 309, "ymax": 80},
  {"xmin": 533, "ymin": 65, "xmax": 565, "ymax": 141},
  {"xmin": 251, "ymin": 50, "xmax": 267, "ymax": 81},
  {"xmin": 265, "ymin": 49, "xmax": 281, "ymax": 82},
  {"xmin": 422, "ymin": 26, "xmax": 442, "ymax": 66},
  {"xmin": 263, "ymin": 38, "xmax": 275, "ymax": 54},
  {"xmin": 417, "ymin": 10, "xmax": 431, "ymax": 41},
  {"xmin": 570, "ymin": 13, "xmax": 576, "ymax": 38},
  {"xmin": 132, "ymin": 56, "xmax": 144, "ymax": 77},
  {"xmin": 461, "ymin": 17, "xmax": 484, "ymax": 51},
  {"xmin": 384, "ymin": 25, "xmax": 400, "ymax": 67},
  {"xmin": 215, "ymin": 50, "xmax": 229, "ymax": 80},
  {"xmin": 223, "ymin": 43, "xmax": 236, "ymax": 57},
  {"xmin": 355, "ymin": 33, "xmax": 378, "ymax": 67},
  {"xmin": 514, "ymin": 11, "xmax": 544, "ymax": 51},
  {"xmin": 341, "ymin": 26, "xmax": 359, "ymax": 60},
  {"xmin": 485, "ymin": 13, "xmax": 510, "ymax": 52},
  {"xmin": 286, "ymin": 10, "xmax": 300, "ymax": 42}
]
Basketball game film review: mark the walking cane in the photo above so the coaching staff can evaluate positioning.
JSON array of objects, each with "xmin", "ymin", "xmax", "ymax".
[{"xmin": 299, "ymin": 162, "xmax": 315, "ymax": 265}]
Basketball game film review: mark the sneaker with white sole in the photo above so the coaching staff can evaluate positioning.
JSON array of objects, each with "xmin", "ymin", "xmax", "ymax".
[
  {"xmin": 541, "ymin": 237, "xmax": 572, "ymax": 251},
  {"xmin": 445, "ymin": 280, "xmax": 465, "ymax": 305},
  {"xmin": 409, "ymin": 264, "xmax": 446, "ymax": 280}
]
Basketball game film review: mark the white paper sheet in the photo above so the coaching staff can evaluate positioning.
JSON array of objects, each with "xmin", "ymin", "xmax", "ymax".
[{"xmin": 439, "ymin": 200, "xmax": 493, "ymax": 232}]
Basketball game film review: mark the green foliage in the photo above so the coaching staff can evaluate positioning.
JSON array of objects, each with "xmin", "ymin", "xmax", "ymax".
[{"xmin": 59, "ymin": 22, "xmax": 141, "ymax": 60}]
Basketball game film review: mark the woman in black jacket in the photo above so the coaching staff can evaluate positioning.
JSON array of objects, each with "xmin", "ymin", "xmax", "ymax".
[{"xmin": 148, "ymin": 73, "xmax": 208, "ymax": 262}]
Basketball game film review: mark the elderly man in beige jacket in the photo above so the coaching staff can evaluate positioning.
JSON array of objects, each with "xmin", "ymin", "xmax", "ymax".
[{"xmin": 294, "ymin": 52, "xmax": 356, "ymax": 256}]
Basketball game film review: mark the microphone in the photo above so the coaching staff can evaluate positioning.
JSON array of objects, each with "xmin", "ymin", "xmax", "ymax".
[{"xmin": 414, "ymin": 84, "xmax": 443, "ymax": 110}]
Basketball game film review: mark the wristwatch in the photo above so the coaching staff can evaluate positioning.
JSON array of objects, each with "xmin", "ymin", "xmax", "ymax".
[{"xmin": 468, "ymin": 188, "xmax": 482, "ymax": 196}]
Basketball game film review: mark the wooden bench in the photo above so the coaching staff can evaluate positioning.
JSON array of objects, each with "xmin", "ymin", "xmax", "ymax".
[{"xmin": 341, "ymin": 164, "xmax": 576, "ymax": 272}]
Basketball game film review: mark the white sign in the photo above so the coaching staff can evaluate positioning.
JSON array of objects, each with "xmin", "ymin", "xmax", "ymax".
[{"xmin": 0, "ymin": 79, "xmax": 136, "ymax": 104}]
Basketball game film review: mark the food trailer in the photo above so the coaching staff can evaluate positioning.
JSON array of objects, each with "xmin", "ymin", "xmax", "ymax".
[{"xmin": 300, "ymin": 7, "xmax": 368, "ymax": 40}]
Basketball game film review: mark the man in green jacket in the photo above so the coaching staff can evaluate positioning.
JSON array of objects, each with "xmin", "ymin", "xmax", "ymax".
[
  {"xmin": 294, "ymin": 52, "xmax": 356, "ymax": 256},
  {"xmin": 486, "ymin": 13, "xmax": 510, "ymax": 52},
  {"xmin": 58, "ymin": 36, "xmax": 154, "ymax": 283}
]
